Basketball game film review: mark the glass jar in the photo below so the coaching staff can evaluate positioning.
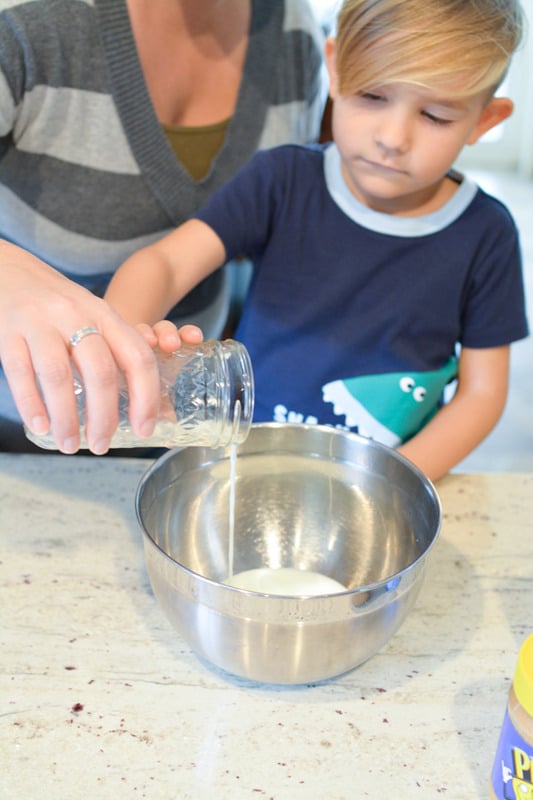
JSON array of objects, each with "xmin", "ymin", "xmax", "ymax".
[
  {"xmin": 25, "ymin": 339, "xmax": 254, "ymax": 451},
  {"xmin": 490, "ymin": 634, "xmax": 533, "ymax": 799}
]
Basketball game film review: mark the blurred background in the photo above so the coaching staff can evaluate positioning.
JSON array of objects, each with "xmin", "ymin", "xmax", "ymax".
[{"xmin": 309, "ymin": 0, "xmax": 533, "ymax": 472}]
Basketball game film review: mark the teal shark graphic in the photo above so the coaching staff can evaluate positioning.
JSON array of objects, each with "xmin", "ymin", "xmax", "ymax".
[{"xmin": 322, "ymin": 357, "xmax": 458, "ymax": 447}]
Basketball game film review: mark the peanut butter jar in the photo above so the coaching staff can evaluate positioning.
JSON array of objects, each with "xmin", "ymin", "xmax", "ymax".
[{"xmin": 490, "ymin": 634, "xmax": 533, "ymax": 799}]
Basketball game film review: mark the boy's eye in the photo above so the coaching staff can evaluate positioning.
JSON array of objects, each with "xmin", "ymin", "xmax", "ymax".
[
  {"xmin": 360, "ymin": 91, "xmax": 385, "ymax": 102},
  {"xmin": 422, "ymin": 110, "xmax": 452, "ymax": 125}
]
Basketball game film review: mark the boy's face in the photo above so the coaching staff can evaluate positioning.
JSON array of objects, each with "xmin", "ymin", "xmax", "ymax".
[{"xmin": 325, "ymin": 43, "xmax": 513, "ymax": 215}]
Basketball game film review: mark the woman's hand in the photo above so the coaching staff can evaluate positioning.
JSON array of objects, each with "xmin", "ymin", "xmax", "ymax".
[{"xmin": 0, "ymin": 242, "xmax": 203, "ymax": 454}]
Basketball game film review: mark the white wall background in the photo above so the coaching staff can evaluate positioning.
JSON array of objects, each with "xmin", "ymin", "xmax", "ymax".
[{"xmin": 457, "ymin": 0, "xmax": 533, "ymax": 176}]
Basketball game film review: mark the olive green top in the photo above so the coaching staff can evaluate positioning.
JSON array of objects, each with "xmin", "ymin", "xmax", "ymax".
[{"xmin": 163, "ymin": 118, "xmax": 231, "ymax": 181}]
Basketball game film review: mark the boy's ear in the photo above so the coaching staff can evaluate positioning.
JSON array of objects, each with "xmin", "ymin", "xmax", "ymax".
[
  {"xmin": 467, "ymin": 97, "xmax": 514, "ymax": 145},
  {"xmin": 325, "ymin": 37, "xmax": 339, "ymax": 98}
]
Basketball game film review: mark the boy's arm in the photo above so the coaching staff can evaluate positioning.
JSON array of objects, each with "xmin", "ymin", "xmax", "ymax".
[
  {"xmin": 397, "ymin": 345, "xmax": 509, "ymax": 482},
  {"xmin": 105, "ymin": 219, "xmax": 227, "ymax": 326}
]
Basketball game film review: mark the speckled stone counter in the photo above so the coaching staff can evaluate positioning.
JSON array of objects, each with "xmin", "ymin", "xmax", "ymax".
[{"xmin": 1, "ymin": 455, "xmax": 532, "ymax": 799}]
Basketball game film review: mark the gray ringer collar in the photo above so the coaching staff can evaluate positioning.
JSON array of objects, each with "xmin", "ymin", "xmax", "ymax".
[{"xmin": 323, "ymin": 143, "xmax": 478, "ymax": 237}]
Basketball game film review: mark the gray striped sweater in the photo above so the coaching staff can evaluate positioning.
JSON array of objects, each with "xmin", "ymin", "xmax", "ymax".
[{"xmin": 0, "ymin": 0, "xmax": 325, "ymax": 293}]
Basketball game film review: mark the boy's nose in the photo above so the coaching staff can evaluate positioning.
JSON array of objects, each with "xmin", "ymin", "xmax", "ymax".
[{"xmin": 374, "ymin": 111, "xmax": 412, "ymax": 155}]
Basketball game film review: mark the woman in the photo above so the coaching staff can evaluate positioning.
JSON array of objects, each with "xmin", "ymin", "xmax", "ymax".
[{"xmin": 0, "ymin": 0, "xmax": 327, "ymax": 452}]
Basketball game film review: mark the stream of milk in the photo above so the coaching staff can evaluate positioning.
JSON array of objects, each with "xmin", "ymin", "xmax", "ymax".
[{"xmin": 226, "ymin": 444, "xmax": 237, "ymax": 580}]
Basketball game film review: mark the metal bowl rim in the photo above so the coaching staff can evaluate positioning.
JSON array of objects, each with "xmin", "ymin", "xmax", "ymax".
[{"xmin": 135, "ymin": 422, "xmax": 442, "ymax": 599}]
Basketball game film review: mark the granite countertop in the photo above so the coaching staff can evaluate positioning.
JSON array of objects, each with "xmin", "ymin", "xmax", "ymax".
[{"xmin": 1, "ymin": 454, "xmax": 532, "ymax": 799}]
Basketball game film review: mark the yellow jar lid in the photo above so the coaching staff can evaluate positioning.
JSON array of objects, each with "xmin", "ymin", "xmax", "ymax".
[{"xmin": 514, "ymin": 634, "xmax": 533, "ymax": 717}]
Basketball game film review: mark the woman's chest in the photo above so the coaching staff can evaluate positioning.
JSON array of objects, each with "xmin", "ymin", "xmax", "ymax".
[{"xmin": 127, "ymin": 1, "xmax": 251, "ymax": 126}]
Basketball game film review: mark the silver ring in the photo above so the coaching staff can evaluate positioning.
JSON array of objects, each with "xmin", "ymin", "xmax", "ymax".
[{"xmin": 69, "ymin": 326, "xmax": 101, "ymax": 348}]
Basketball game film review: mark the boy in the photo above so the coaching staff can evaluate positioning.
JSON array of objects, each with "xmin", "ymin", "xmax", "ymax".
[{"xmin": 106, "ymin": 0, "xmax": 529, "ymax": 481}]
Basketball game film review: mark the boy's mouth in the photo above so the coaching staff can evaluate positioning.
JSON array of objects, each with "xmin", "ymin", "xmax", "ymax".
[{"xmin": 358, "ymin": 157, "xmax": 407, "ymax": 176}]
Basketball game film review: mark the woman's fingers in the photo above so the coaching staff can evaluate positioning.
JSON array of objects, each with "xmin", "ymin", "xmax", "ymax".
[{"xmin": 0, "ymin": 331, "xmax": 58, "ymax": 440}]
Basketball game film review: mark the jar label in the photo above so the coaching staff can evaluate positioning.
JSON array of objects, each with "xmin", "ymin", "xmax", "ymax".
[{"xmin": 491, "ymin": 709, "xmax": 533, "ymax": 799}]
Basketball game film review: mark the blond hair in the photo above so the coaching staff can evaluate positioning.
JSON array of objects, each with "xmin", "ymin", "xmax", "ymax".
[{"xmin": 335, "ymin": 0, "xmax": 525, "ymax": 98}]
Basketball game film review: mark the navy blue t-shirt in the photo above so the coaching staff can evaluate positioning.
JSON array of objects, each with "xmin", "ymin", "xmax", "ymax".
[{"xmin": 195, "ymin": 144, "xmax": 528, "ymax": 446}]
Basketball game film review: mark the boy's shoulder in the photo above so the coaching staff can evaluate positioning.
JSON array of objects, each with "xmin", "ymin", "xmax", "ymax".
[
  {"xmin": 251, "ymin": 142, "xmax": 329, "ymax": 176},
  {"xmin": 471, "ymin": 181, "xmax": 517, "ymax": 222},
  {"xmin": 459, "ymin": 178, "xmax": 519, "ymax": 242},
  {"xmin": 256, "ymin": 141, "xmax": 328, "ymax": 161}
]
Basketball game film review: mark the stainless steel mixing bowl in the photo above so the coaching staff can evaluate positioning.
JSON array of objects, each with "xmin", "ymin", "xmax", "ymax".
[{"xmin": 136, "ymin": 423, "xmax": 441, "ymax": 684}]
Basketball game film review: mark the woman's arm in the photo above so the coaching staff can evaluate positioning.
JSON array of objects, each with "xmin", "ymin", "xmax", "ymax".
[
  {"xmin": 397, "ymin": 345, "xmax": 510, "ymax": 482},
  {"xmin": 105, "ymin": 219, "xmax": 227, "ymax": 326}
]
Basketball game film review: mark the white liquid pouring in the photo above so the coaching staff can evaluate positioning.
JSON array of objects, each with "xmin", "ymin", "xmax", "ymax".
[{"xmin": 227, "ymin": 443, "xmax": 237, "ymax": 580}]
